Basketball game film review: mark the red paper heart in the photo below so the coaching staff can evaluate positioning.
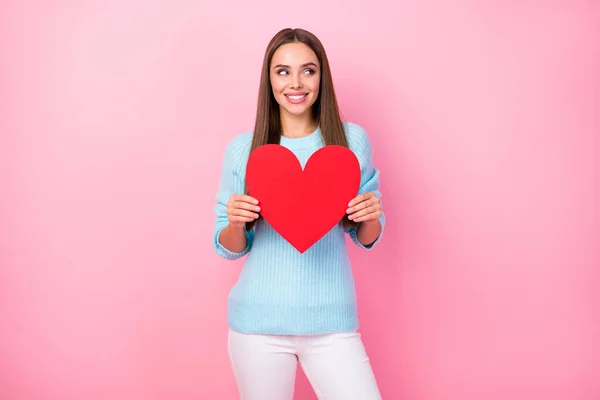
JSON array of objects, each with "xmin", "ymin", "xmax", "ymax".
[{"xmin": 246, "ymin": 144, "xmax": 361, "ymax": 253}]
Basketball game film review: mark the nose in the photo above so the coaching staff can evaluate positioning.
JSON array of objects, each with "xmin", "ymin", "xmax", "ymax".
[{"xmin": 290, "ymin": 73, "xmax": 303, "ymax": 89}]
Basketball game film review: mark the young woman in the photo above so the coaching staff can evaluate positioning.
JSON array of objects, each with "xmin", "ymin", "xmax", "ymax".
[{"xmin": 212, "ymin": 28, "xmax": 386, "ymax": 400}]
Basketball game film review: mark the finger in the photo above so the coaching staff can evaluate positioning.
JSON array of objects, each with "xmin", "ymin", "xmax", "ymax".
[
  {"xmin": 346, "ymin": 196, "xmax": 379, "ymax": 214},
  {"xmin": 352, "ymin": 211, "xmax": 381, "ymax": 223},
  {"xmin": 234, "ymin": 201, "xmax": 261, "ymax": 212},
  {"xmin": 348, "ymin": 192, "xmax": 367, "ymax": 208},
  {"xmin": 230, "ymin": 209, "xmax": 259, "ymax": 219},
  {"xmin": 349, "ymin": 204, "xmax": 380, "ymax": 220},
  {"xmin": 347, "ymin": 192, "xmax": 374, "ymax": 208},
  {"xmin": 235, "ymin": 194, "xmax": 259, "ymax": 205},
  {"xmin": 231, "ymin": 215, "xmax": 255, "ymax": 224}
]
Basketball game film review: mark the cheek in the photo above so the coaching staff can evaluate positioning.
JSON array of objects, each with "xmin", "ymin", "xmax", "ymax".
[
  {"xmin": 310, "ymin": 76, "xmax": 320, "ymax": 94},
  {"xmin": 270, "ymin": 77, "xmax": 285, "ymax": 95}
]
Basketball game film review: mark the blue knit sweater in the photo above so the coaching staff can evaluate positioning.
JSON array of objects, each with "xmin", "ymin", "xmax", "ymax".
[{"xmin": 212, "ymin": 122, "xmax": 385, "ymax": 335}]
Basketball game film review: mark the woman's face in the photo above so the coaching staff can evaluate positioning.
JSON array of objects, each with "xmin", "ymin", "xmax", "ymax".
[{"xmin": 270, "ymin": 42, "xmax": 320, "ymax": 119}]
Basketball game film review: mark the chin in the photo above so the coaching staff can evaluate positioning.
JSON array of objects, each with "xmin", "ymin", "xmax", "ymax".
[{"xmin": 283, "ymin": 107, "xmax": 311, "ymax": 116}]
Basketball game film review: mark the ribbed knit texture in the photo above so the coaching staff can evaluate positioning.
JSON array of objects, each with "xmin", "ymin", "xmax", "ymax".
[{"xmin": 212, "ymin": 122, "xmax": 385, "ymax": 335}]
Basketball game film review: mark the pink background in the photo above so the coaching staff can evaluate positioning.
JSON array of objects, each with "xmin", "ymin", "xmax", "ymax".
[{"xmin": 1, "ymin": 1, "xmax": 598, "ymax": 399}]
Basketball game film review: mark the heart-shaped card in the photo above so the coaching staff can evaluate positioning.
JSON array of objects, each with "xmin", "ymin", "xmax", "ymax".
[{"xmin": 246, "ymin": 144, "xmax": 360, "ymax": 253}]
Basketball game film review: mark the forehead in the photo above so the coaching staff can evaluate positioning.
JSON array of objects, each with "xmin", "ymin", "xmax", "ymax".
[{"xmin": 271, "ymin": 42, "xmax": 319, "ymax": 66}]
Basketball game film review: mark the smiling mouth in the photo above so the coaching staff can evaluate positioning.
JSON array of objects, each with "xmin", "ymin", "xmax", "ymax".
[
  {"xmin": 284, "ymin": 93, "xmax": 309, "ymax": 105},
  {"xmin": 285, "ymin": 94, "xmax": 308, "ymax": 100}
]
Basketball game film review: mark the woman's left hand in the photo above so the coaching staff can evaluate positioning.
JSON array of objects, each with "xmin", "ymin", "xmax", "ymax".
[{"xmin": 346, "ymin": 192, "xmax": 381, "ymax": 223}]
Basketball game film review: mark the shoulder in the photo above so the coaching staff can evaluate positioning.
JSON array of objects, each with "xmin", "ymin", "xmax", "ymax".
[
  {"xmin": 223, "ymin": 131, "xmax": 253, "ymax": 161},
  {"xmin": 221, "ymin": 131, "xmax": 253, "ymax": 173},
  {"xmin": 343, "ymin": 121, "xmax": 372, "ymax": 158},
  {"xmin": 225, "ymin": 131, "xmax": 253, "ymax": 156}
]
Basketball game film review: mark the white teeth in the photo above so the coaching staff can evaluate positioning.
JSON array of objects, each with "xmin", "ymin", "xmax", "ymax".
[{"xmin": 287, "ymin": 95, "xmax": 305, "ymax": 100}]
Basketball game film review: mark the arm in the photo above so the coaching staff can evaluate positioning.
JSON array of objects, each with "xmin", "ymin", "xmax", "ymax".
[
  {"xmin": 218, "ymin": 219, "xmax": 250, "ymax": 254},
  {"xmin": 212, "ymin": 136, "xmax": 256, "ymax": 259},
  {"xmin": 345, "ymin": 123, "xmax": 386, "ymax": 250},
  {"xmin": 356, "ymin": 218, "xmax": 382, "ymax": 247}
]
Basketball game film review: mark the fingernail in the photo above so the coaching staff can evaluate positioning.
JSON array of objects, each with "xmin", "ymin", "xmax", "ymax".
[
  {"xmin": 255, "ymin": 206, "xmax": 261, "ymax": 211},
  {"xmin": 346, "ymin": 208, "xmax": 351, "ymax": 213}
]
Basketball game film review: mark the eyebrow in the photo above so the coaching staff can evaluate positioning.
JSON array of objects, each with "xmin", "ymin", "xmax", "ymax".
[{"xmin": 272, "ymin": 62, "xmax": 319, "ymax": 70}]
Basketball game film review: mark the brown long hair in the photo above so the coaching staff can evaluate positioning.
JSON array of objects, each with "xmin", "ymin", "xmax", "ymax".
[{"xmin": 245, "ymin": 28, "xmax": 354, "ymax": 230}]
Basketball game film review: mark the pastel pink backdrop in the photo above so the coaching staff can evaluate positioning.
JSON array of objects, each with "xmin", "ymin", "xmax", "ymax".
[{"xmin": 1, "ymin": 1, "xmax": 598, "ymax": 399}]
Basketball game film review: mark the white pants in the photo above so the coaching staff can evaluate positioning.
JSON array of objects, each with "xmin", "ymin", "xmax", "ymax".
[{"xmin": 227, "ymin": 329, "xmax": 382, "ymax": 400}]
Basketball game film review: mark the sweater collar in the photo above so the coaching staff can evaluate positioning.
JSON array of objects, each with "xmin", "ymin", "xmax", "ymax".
[{"xmin": 278, "ymin": 126, "xmax": 323, "ymax": 150}]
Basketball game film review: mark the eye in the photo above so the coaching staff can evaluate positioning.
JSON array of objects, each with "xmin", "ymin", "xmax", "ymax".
[
  {"xmin": 304, "ymin": 69, "xmax": 315, "ymax": 75},
  {"xmin": 277, "ymin": 69, "xmax": 288, "ymax": 76}
]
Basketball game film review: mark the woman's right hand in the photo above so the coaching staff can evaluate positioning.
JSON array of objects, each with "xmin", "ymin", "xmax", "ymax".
[{"xmin": 226, "ymin": 194, "xmax": 260, "ymax": 228}]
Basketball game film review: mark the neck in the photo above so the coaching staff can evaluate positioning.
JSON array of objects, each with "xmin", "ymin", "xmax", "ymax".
[{"xmin": 280, "ymin": 109, "xmax": 318, "ymax": 138}]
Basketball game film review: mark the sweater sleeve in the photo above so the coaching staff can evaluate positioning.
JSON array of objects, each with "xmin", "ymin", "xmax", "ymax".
[
  {"xmin": 344, "ymin": 123, "xmax": 386, "ymax": 250},
  {"xmin": 212, "ymin": 135, "xmax": 255, "ymax": 260}
]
